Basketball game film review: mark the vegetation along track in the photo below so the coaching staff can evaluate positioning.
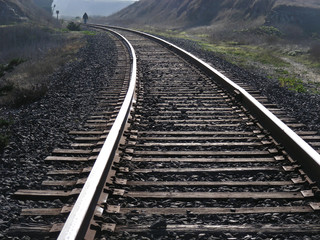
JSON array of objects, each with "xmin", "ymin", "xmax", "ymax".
[{"xmin": 8, "ymin": 26, "xmax": 320, "ymax": 239}]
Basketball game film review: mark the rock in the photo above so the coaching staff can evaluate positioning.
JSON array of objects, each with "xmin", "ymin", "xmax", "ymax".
[{"xmin": 149, "ymin": 218, "xmax": 167, "ymax": 229}]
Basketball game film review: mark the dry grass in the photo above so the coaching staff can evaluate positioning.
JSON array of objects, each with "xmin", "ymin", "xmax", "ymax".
[
  {"xmin": 0, "ymin": 30, "xmax": 86, "ymax": 107},
  {"xmin": 0, "ymin": 29, "xmax": 85, "ymax": 152},
  {"xmin": 0, "ymin": 24, "xmax": 63, "ymax": 63},
  {"xmin": 144, "ymin": 25, "xmax": 320, "ymax": 94}
]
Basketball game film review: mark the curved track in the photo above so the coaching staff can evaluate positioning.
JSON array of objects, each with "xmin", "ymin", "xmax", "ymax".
[
  {"xmin": 8, "ymin": 26, "xmax": 320, "ymax": 239},
  {"xmin": 93, "ymin": 26, "xmax": 320, "ymax": 240}
]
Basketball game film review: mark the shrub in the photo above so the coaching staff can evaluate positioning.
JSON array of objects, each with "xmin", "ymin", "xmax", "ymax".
[
  {"xmin": 279, "ymin": 76, "xmax": 306, "ymax": 93},
  {"xmin": 258, "ymin": 26, "xmax": 282, "ymax": 37},
  {"xmin": 6, "ymin": 58, "xmax": 25, "ymax": 71},
  {"xmin": 0, "ymin": 84, "xmax": 14, "ymax": 96},
  {"xmin": 0, "ymin": 58, "xmax": 25, "ymax": 79},
  {"xmin": 312, "ymin": 32, "xmax": 320, "ymax": 40},
  {"xmin": 67, "ymin": 22, "xmax": 81, "ymax": 31}
]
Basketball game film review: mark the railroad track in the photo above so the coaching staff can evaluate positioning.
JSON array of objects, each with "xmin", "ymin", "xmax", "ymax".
[{"xmin": 7, "ymin": 26, "xmax": 320, "ymax": 239}]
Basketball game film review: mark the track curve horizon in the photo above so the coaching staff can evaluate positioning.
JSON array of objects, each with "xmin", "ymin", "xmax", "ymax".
[
  {"xmin": 85, "ymin": 26, "xmax": 320, "ymax": 239},
  {"xmin": 8, "ymin": 25, "xmax": 320, "ymax": 239},
  {"xmin": 105, "ymin": 25, "xmax": 320, "ymax": 182}
]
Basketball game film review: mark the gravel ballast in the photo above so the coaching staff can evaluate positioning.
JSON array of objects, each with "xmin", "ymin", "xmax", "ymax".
[
  {"xmin": 100, "ymin": 30, "xmax": 320, "ymax": 240},
  {"xmin": 0, "ymin": 32, "xmax": 117, "ymax": 237},
  {"xmin": 1, "ymin": 29, "xmax": 320, "ymax": 239}
]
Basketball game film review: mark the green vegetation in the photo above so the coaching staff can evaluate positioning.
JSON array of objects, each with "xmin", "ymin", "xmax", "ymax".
[
  {"xmin": 140, "ymin": 28, "xmax": 191, "ymax": 40},
  {"xmin": 6, "ymin": 58, "xmax": 25, "ymax": 70},
  {"xmin": 310, "ymin": 82, "xmax": 320, "ymax": 94},
  {"xmin": 274, "ymin": 68, "xmax": 307, "ymax": 93},
  {"xmin": 200, "ymin": 42, "xmax": 288, "ymax": 68},
  {"xmin": 81, "ymin": 31, "xmax": 97, "ymax": 36},
  {"xmin": 279, "ymin": 76, "xmax": 306, "ymax": 93},
  {"xmin": 294, "ymin": 54, "xmax": 320, "ymax": 70},
  {"xmin": 64, "ymin": 22, "xmax": 96, "ymax": 35},
  {"xmin": 140, "ymin": 26, "xmax": 320, "ymax": 94},
  {"xmin": 256, "ymin": 26, "xmax": 282, "ymax": 37},
  {"xmin": 142, "ymin": 27, "xmax": 288, "ymax": 67},
  {"xmin": 67, "ymin": 22, "xmax": 81, "ymax": 31}
]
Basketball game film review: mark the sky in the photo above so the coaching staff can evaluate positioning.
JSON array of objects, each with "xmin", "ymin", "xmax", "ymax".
[{"xmin": 52, "ymin": 0, "xmax": 138, "ymax": 17}]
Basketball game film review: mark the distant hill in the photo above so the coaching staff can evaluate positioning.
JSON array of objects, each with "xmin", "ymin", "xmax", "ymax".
[
  {"xmin": 0, "ymin": 0, "xmax": 53, "ymax": 25},
  {"xmin": 106, "ymin": 0, "xmax": 320, "ymax": 34},
  {"xmin": 52, "ymin": 0, "xmax": 136, "ymax": 17}
]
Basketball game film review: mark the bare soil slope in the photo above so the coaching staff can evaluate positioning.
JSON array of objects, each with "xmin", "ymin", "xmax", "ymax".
[{"xmin": 106, "ymin": 0, "xmax": 320, "ymax": 34}]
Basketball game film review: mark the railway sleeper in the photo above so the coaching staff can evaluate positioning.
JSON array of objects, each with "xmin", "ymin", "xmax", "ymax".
[
  {"xmin": 108, "ymin": 224, "xmax": 320, "ymax": 234},
  {"xmin": 106, "ymin": 205, "xmax": 318, "ymax": 215},
  {"xmin": 109, "ymin": 189, "xmax": 314, "ymax": 199},
  {"xmin": 8, "ymin": 223, "xmax": 62, "ymax": 238},
  {"xmin": 13, "ymin": 188, "xmax": 82, "ymax": 200}
]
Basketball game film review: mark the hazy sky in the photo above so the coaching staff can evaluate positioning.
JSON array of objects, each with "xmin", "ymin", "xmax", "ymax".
[{"xmin": 52, "ymin": 0, "xmax": 137, "ymax": 17}]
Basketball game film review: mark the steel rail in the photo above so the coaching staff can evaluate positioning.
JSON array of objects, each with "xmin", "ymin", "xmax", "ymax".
[
  {"xmin": 98, "ymin": 24, "xmax": 320, "ymax": 183},
  {"xmin": 58, "ymin": 28, "xmax": 137, "ymax": 240}
]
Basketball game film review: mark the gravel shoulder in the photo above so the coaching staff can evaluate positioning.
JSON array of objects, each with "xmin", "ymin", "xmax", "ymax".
[{"xmin": 0, "ymin": 32, "xmax": 117, "ymax": 237}]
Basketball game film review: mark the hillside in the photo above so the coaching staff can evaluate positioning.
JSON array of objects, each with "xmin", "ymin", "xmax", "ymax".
[
  {"xmin": 33, "ymin": 0, "xmax": 53, "ymax": 14},
  {"xmin": 106, "ymin": 0, "xmax": 320, "ymax": 34},
  {"xmin": 0, "ymin": 0, "xmax": 53, "ymax": 25},
  {"xmin": 52, "ymin": 0, "xmax": 135, "ymax": 17}
]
